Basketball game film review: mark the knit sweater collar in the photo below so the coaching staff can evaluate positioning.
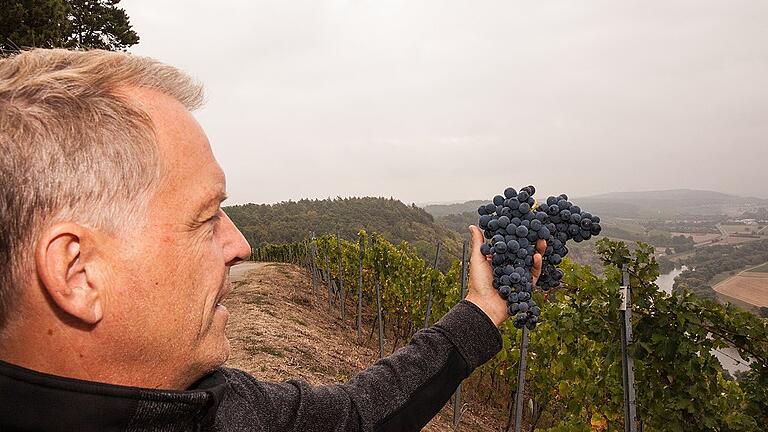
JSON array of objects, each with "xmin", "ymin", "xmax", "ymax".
[{"xmin": 0, "ymin": 359, "xmax": 228, "ymax": 432}]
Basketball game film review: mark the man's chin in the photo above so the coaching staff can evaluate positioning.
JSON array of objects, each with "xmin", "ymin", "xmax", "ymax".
[{"xmin": 197, "ymin": 335, "xmax": 230, "ymax": 377}]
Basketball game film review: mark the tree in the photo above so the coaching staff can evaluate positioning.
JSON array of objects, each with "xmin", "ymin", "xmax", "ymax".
[
  {"xmin": 67, "ymin": 0, "xmax": 138, "ymax": 50},
  {"xmin": 0, "ymin": 0, "xmax": 70, "ymax": 50},
  {"xmin": 0, "ymin": 0, "xmax": 138, "ymax": 52}
]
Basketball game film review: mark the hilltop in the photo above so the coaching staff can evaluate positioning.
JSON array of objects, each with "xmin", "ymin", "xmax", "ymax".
[{"xmin": 224, "ymin": 197, "xmax": 465, "ymax": 270}]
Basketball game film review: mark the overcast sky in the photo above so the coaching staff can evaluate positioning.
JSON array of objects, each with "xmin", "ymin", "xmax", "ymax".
[{"xmin": 122, "ymin": 1, "xmax": 768, "ymax": 205}]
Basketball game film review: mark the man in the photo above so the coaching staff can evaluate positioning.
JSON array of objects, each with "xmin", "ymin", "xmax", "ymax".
[{"xmin": 0, "ymin": 49, "xmax": 544, "ymax": 431}]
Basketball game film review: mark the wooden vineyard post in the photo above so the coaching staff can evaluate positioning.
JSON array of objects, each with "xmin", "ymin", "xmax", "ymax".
[
  {"xmin": 422, "ymin": 241, "xmax": 442, "ymax": 329},
  {"xmin": 325, "ymin": 243, "xmax": 333, "ymax": 310},
  {"xmin": 309, "ymin": 233, "xmax": 318, "ymax": 293},
  {"xmin": 337, "ymin": 232, "xmax": 345, "ymax": 321},
  {"xmin": 620, "ymin": 265, "xmax": 638, "ymax": 432},
  {"xmin": 357, "ymin": 234, "xmax": 365, "ymax": 340},
  {"xmin": 512, "ymin": 326, "xmax": 530, "ymax": 432},
  {"xmin": 375, "ymin": 274, "xmax": 385, "ymax": 359},
  {"xmin": 453, "ymin": 240, "xmax": 469, "ymax": 430}
]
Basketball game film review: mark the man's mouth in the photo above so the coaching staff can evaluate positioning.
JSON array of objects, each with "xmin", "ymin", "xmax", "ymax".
[{"xmin": 215, "ymin": 281, "xmax": 232, "ymax": 307}]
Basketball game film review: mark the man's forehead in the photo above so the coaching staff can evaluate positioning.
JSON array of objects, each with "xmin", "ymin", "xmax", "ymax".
[{"xmin": 124, "ymin": 86, "xmax": 226, "ymax": 210}]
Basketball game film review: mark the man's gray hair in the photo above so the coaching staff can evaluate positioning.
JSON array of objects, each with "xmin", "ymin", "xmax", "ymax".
[{"xmin": 0, "ymin": 49, "xmax": 204, "ymax": 331}]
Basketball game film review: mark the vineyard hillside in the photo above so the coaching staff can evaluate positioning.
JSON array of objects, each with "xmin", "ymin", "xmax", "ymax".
[
  {"xmin": 223, "ymin": 262, "xmax": 502, "ymax": 432},
  {"xmin": 224, "ymin": 197, "xmax": 464, "ymax": 269}
]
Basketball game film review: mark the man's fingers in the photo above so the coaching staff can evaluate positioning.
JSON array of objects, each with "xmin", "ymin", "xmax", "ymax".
[
  {"xmin": 531, "ymin": 252, "xmax": 543, "ymax": 285},
  {"xmin": 472, "ymin": 228, "xmax": 547, "ymax": 286},
  {"xmin": 530, "ymin": 239, "xmax": 546, "ymax": 285},
  {"xmin": 468, "ymin": 225, "xmax": 493, "ymax": 285}
]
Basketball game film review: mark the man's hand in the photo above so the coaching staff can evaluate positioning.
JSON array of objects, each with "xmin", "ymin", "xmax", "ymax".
[{"xmin": 465, "ymin": 225, "xmax": 546, "ymax": 327}]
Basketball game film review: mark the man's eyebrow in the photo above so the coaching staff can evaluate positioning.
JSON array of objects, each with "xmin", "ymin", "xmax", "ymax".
[{"xmin": 195, "ymin": 190, "xmax": 228, "ymax": 217}]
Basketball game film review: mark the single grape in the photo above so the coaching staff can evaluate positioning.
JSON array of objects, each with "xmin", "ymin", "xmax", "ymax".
[
  {"xmin": 570, "ymin": 213, "xmax": 581, "ymax": 224},
  {"xmin": 538, "ymin": 226, "xmax": 551, "ymax": 240},
  {"xmin": 494, "ymin": 241, "xmax": 507, "ymax": 254},
  {"xmin": 516, "ymin": 225, "xmax": 529, "ymax": 237},
  {"xmin": 498, "ymin": 215, "xmax": 510, "ymax": 228}
]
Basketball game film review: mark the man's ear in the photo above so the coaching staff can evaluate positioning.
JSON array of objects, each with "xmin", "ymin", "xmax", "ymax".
[{"xmin": 34, "ymin": 223, "xmax": 103, "ymax": 325}]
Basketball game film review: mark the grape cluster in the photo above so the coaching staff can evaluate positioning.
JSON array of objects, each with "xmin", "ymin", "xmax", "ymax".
[{"xmin": 478, "ymin": 185, "xmax": 602, "ymax": 330}]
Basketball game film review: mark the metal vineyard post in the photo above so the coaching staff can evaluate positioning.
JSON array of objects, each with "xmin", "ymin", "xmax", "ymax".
[
  {"xmin": 453, "ymin": 240, "xmax": 469, "ymax": 430},
  {"xmin": 423, "ymin": 241, "xmax": 442, "ymax": 329},
  {"xmin": 620, "ymin": 265, "xmax": 638, "ymax": 432}
]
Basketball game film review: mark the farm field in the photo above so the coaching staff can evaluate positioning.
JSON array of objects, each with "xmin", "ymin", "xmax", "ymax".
[
  {"xmin": 224, "ymin": 262, "xmax": 501, "ymax": 432},
  {"xmin": 719, "ymin": 235, "xmax": 763, "ymax": 245},
  {"xmin": 671, "ymin": 232, "xmax": 721, "ymax": 244},
  {"xmin": 719, "ymin": 224, "xmax": 765, "ymax": 243},
  {"xmin": 713, "ymin": 269, "xmax": 768, "ymax": 308},
  {"xmin": 720, "ymin": 224, "xmax": 759, "ymax": 235},
  {"xmin": 608, "ymin": 218, "xmax": 647, "ymax": 234}
]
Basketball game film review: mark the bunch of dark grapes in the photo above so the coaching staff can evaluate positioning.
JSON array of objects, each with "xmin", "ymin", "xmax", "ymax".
[{"xmin": 478, "ymin": 185, "xmax": 602, "ymax": 330}]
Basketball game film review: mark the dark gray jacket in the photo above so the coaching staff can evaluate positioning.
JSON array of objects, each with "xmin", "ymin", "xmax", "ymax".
[{"xmin": 0, "ymin": 300, "xmax": 501, "ymax": 431}]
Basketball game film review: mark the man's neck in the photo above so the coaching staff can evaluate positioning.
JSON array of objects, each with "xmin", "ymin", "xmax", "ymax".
[{"xmin": 0, "ymin": 322, "xmax": 195, "ymax": 390}]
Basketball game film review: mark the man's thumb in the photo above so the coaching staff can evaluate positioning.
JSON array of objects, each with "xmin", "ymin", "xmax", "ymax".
[{"xmin": 468, "ymin": 225, "xmax": 485, "ymax": 260}]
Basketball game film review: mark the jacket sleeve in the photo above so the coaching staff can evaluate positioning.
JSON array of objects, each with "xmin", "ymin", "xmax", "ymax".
[{"xmin": 218, "ymin": 300, "xmax": 502, "ymax": 432}]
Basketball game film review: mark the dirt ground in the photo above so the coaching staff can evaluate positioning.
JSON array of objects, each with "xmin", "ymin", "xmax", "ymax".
[
  {"xmin": 713, "ymin": 272, "xmax": 768, "ymax": 308},
  {"xmin": 222, "ymin": 262, "xmax": 504, "ymax": 432}
]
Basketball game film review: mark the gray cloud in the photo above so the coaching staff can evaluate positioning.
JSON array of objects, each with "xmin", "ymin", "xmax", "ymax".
[{"xmin": 123, "ymin": 0, "xmax": 768, "ymax": 204}]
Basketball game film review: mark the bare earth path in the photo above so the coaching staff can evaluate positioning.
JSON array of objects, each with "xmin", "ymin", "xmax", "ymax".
[
  {"xmin": 223, "ymin": 262, "xmax": 502, "ymax": 432},
  {"xmin": 229, "ymin": 261, "xmax": 267, "ymax": 283}
]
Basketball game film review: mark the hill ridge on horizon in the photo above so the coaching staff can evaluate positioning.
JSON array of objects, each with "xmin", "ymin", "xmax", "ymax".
[
  {"xmin": 421, "ymin": 188, "xmax": 767, "ymax": 219},
  {"xmin": 226, "ymin": 188, "xmax": 766, "ymax": 208}
]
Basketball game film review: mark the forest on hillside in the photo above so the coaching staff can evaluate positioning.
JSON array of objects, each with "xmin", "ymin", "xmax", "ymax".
[{"xmin": 224, "ymin": 197, "xmax": 465, "ymax": 269}]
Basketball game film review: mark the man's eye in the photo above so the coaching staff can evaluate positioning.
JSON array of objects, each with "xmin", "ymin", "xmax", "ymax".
[{"xmin": 207, "ymin": 210, "xmax": 223, "ymax": 224}]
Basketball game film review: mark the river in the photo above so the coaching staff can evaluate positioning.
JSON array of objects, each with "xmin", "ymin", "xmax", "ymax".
[{"xmin": 656, "ymin": 266, "xmax": 688, "ymax": 294}]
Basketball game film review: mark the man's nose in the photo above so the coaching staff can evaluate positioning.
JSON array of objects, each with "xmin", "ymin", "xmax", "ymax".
[{"xmin": 220, "ymin": 211, "xmax": 251, "ymax": 266}]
